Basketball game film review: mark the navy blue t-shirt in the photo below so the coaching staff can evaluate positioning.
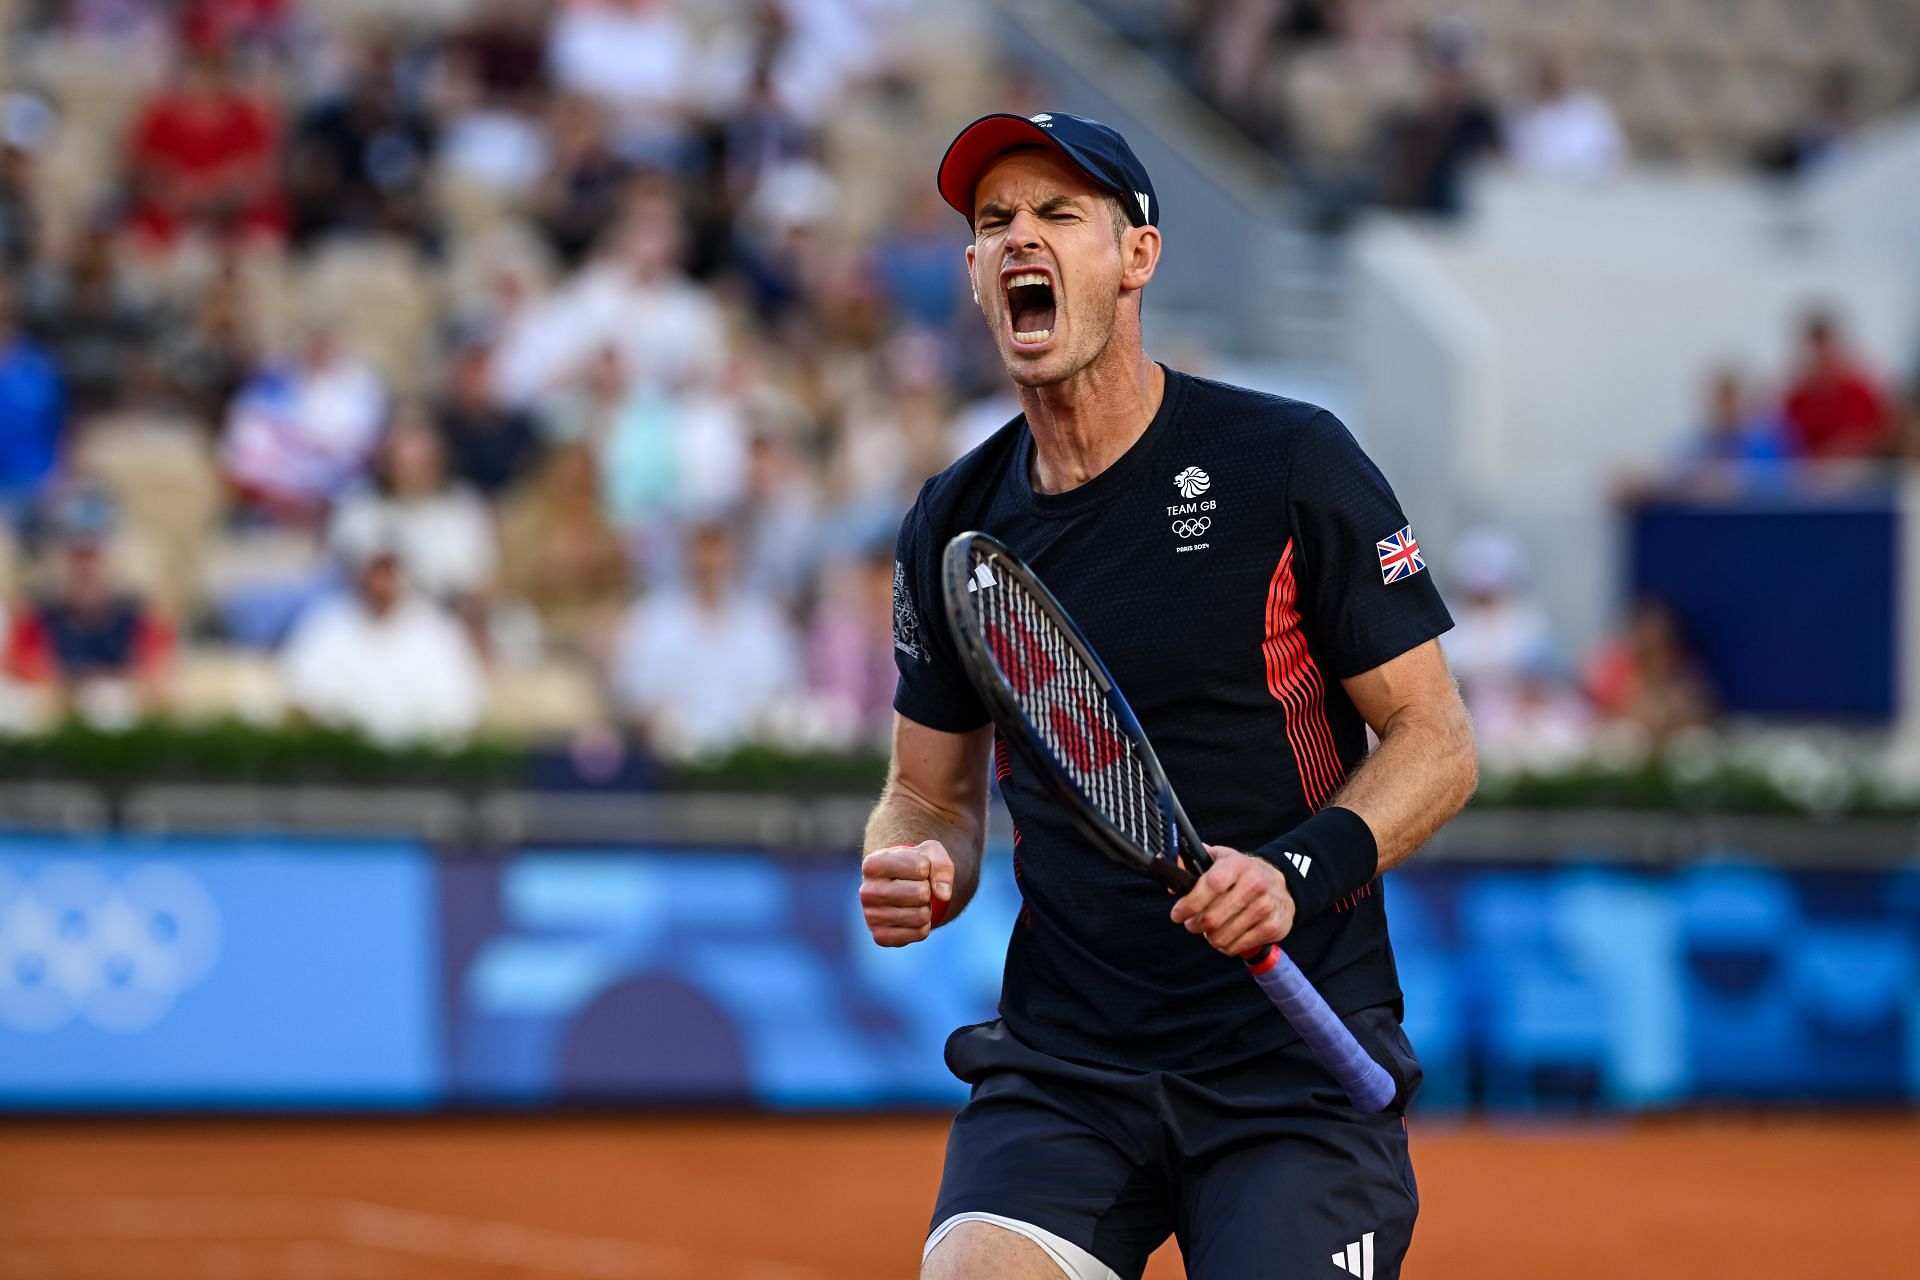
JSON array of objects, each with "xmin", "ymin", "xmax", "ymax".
[{"xmin": 891, "ymin": 367, "xmax": 1453, "ymax": 1073}]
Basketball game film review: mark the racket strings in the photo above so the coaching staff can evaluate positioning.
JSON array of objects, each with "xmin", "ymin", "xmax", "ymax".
[{"xmin": 972, "ymin": 553, "xmax": 1167, "ymax": 862}]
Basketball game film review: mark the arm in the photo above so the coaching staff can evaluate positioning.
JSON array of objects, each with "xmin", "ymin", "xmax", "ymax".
[
  {"xmin": 1172, "ymin": 639, "xmax": 1476, "ymax": 957},
  {"xmin": 859, "ymin": 713, "xmax": 994, "ymax": 947},
  {"xmin": 1327, "ymin": 637, "xmax": 1477, "ymax": 873}
]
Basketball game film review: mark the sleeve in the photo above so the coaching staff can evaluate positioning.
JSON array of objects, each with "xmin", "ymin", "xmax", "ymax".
[
  {"xmin": 1287, "ymin": 410, "xmax": 1453, "ymax": 679},
  {"xmin": 889, "ymin": 491, "xmax": 989, "ymax": 733}
]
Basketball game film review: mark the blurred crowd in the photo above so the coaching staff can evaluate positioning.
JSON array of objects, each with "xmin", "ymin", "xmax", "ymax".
[
  {"xmin": 1673, "ymin": 307, "xmax": 1920, "ymax": 488},
  {"xmin": 1132, "ymin": 1, "xmax": 1915, "ymax": 218},
  {"xmin": 1441, "ymin": 527, "xmax": 1716, "ymax": 771},
  {"xmin": 0, "ymin": 0, "xmax": 1007, "ymax": 755}
]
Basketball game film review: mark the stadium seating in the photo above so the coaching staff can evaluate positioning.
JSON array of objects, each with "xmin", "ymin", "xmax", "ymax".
[{"xmin": 1290, "ymin": 0, "xmax": 1920, "ymax": 165}]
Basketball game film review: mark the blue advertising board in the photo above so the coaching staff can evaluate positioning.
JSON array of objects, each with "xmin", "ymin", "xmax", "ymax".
[
  {"xmin": 0, "ymin": 835, "xmax": 441, "ymax": 1108},
  {"xmin": 2, "ymin": 833, "xmax": 1914, "ymax": 1111},
  {"xmin": 442, "ymin": 849, "xmax": 1920, "ymax": 1110},
  {"xmin": 439, "ymin": 850, "xmax": 1021, "ymax": 1106}
]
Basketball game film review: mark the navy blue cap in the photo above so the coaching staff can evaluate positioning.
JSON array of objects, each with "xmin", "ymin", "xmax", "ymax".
[{"xmin": 938, "ymin": 111, "xmax": 1157, "ymax": 228}]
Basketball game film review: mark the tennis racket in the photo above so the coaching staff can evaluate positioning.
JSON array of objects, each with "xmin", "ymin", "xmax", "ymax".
[{"xmin": 940, "ymin": 530, "xmax": 1397, "ymax": 1113}]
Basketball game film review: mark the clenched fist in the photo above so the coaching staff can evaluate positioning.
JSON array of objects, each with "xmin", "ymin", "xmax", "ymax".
[
  {"xmin": 1169, "ymin": 846, "xmax": 1296, "ymax": 959},
  {"xmin": 860, "ymin": 840, "xmax": 955, "ymax": 946}
]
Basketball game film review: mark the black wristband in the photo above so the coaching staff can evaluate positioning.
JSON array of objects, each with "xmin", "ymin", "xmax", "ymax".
[{"xmin": 1254, "ymin": 806, "xmax": 1378, "ymax": 921}]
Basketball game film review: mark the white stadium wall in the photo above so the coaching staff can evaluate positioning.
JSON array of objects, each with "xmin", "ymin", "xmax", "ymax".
[{"xmin": 1348, "ymin": 157, "xmax": 1920, "ymax": 665}]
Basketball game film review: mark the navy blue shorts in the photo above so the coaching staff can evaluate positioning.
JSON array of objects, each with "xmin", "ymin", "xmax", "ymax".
[{"xmin": 929, "ymin": 1005, "xmax": 1422, "ymax": 1280}]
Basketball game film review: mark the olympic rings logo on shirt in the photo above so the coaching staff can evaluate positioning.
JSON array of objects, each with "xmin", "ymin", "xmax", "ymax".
[
  {"xmin": 0, "ymin": 861, "xmax": 222, "ymax": 1035},
  {"xmin": 1170, "ymin": 517, "xmax": 1212, "ymax": 539}
]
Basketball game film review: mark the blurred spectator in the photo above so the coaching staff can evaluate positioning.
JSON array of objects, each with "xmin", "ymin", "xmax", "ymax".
[
  {"xmin": 1376, "ymin": 20, "xmax": 1502, "ymax": 218},
  {"xmin": 152, "ymin": 260, "xmax": 254, "ymax": 422},
  {"xmin": 1470, "ymin": 650, "xmax": 1594, "ymax": 772},
  {"xmin": 1903, "ymin": 361, "xmax": 1920, "ymax": 460},
  {"xmin": 179, "ymin": 0, "xmax": 293, "ymax": 55},
  {"xmin": 330, "ymin": 408, "xmax": 498, "ymax": 605},
  {"xmin": 712, "ymin": 62, "xmax": 814, "ymax": 218},
  {"xmin": 1781, "ymin": 310, "xmax": 1893, "ymax": 459},
  {"xmin": 876, "ymin": 184, "xmax": 967, "ymax": 331},
  {"xmin": 48, "ymin": 0, "xmax": 169, "ymax": 41},
  {"xmin": 498, "ymin": 443, "xmax": 631, "ymax": 657},
  {"xmin": 1675, "ymin": 367, "xmax": 1791, "ymax": 489},
  {"xmin": 1757, "ymin": 65, "xmax": 1864, "ymax": 178},
  {"xmin": 1191, "ymin": 0, "xmax": 1289, "ymax": 136},
  {"xmin": 1440, "ymin": 528, "xmax": 1559, "ymax": 718},
  {"xmin": 435, "ymin": 337, "xmax": 543, "ymax": 497},
  {"xmin": 1586, "ymin": 599, "xmax": 1715, "ymax": 748},
  {"xmin": 456, "ymin": 0, "xmax": 551, "ymax": 99},
  {"xmin": 609, "ymin": 521, "xmax": 798, "ymax": 754},
  {"xmin": 436, "ymin": 52, "xmax": 550, "ymax": 201},
  {"xmin": 24, "ymin": 224, "xmax": 159, "ymax": 417},
  {"xmin": 288, "ymin": 40, "xmax": 438, "ymax": 247},
  {"xmin": 281, "ymin": 533, "xmax": 486, "ymax": 744},
  {"xmin": 125, "ymin": 44, "xmax": 287, "ymax": 250},
  {"xmin": 540, "ymin": 345, "xmax": 673, "ymax": 524},
  {"xmin": 530, "ymin": 96, "xmax": 631, "ymax": 267},
  {"xmin": 737, "ymin": 428, "xmax": 824, "ymax": 605},
  {"xmin": 547, "ymin": 0, "xmax": 697, "ymax": 166},
  {"xmin": 0, "ymin": 278, "xmax": 65, "ymax": 513},
  {"xmin": 221, "ymin": 321, "xmax": 386, "ymax": 525},
  {"xmin": 3, "ymin": 490, "xmax": 172, "ymax": 725},
  {"xmin": 0, "ymin": 92, "xmax": 52, "ymax": 271},
  {"xmin": 805, "ymin": 546, "xmax": 898, "ymax": 746},
  {"xmin": 496, "ymin": 187, "xmax": 727, "ymax": 407},
  {"xmin": 1508, "ymin": 52, "xmax": 1624, "ymax": 182}
]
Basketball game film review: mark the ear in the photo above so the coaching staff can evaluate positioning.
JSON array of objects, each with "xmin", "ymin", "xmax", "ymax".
[
  {"xmin": 1119, "ymin": 225, "xmax": 1161, "ymax": 293},
  {"xmin": 965, "ymin": 243, "xmax": 980, "ymax": 307}
]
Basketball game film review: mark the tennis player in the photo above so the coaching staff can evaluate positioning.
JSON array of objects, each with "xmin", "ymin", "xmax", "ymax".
[{"xmin": 861, "ymin": 111, "xmax": 1477, "ymax": 1280}]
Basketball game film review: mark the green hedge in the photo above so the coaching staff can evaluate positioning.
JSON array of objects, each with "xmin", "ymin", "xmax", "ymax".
[
  {"xmin": 0, "ymin": 721, "xmax": 1913, "ymax": 818},
  {"xmin": 0, "ymin": 720, "xmax": 519, "ymax": 788}
]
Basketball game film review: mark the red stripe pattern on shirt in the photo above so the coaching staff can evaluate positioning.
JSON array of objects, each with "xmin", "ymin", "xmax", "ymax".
[{"xmin": 1262, "ymin": 538, "xmax": 1347, "ymax": 811}]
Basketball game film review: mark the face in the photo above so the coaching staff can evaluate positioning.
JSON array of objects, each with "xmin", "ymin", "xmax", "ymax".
[
  {"xmin": 386, "ymin": 420, "xmax": 444, "ymax": 495},
  {"xmin": 689, "ymin": 528, "xmax": 733, "ymax": 595},
  {"xmin": 65, "ymin": 543, "xmax": 109, "ymax": 605},
  {"xmin": 965, "ymin": 149, "xmax": 1154, "ymax": 389},
  {"xmin": 359, "ymin": 556, "xmax": 402, "ymax": 614}
]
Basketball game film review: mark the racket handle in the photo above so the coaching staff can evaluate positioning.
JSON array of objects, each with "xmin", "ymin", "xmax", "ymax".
[{"xmin": 1245, "ymin": 946, "xmax": 1398, "ymax": 1114}]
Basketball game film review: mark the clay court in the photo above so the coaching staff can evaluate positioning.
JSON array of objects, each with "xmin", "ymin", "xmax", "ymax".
[{"xmin": 0, "ymin": 1114, "xmax": 1910, "ymax": 1279}]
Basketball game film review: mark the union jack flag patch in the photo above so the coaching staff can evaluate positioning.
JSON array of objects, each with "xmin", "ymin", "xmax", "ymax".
[{"xmin": 1376, "ymin": 525, "xmax": 1425, "ymax": 584}]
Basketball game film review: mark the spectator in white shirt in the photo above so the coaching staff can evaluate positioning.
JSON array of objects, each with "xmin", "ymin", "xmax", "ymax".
[
  {"xmin": 547, "ymin": 0, "xmax": 697, "ymax": 162},
  {"xmin": 609, "ymin": 521, "xmax": 798, "ymax": 755},
  {"xmin": 1509, "ymin": 52, "xmax": 1625, "ymax": 182},
  {"xmin": 330, "ymin": 407, "xmax": 499, "ymax": 606},
  {"xmin": 1440, "ymin": 526, "xmax": 1560, "ymax": 718},
  {"xmin": 492, "ymin": 187, "xmax": 728, "ymax": 408},
  {"xmin": 281, "ymin": 532, "xmax": 487, "ymax": 745},
  {"xmin": 221, "ymin": 323, "xmax": 386, "ymax": 526}
]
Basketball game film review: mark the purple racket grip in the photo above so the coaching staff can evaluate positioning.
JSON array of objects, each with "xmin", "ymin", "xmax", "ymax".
[{"xmin": 1246, "ymin": 946, "xmax": 1397, "ymax": 1113}]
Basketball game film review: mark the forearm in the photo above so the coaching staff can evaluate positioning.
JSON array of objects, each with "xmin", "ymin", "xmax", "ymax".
[
  {"xmin": 1329, "ymin": 703, "xmax": 1478, "ymax": 875},
  {"xmin": 863, "ymin": 775, "xmax": 986, "ymax": 910}
]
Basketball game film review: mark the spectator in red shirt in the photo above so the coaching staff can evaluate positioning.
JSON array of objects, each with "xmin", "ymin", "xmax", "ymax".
[
  {"xmin": 4, "ymin": 490, "xmax": 172, "ymax": 724},
  {"xmin": 1782, "ymin": 309, "xmax": 1892, "ymax": 459},
  {"xmin": 1585, "ymin": 598, "xmax": 1714, "ymax": 749},
  {"xmin": 125, "ymin": 44, "xmax": 286, "ymax": 249}
]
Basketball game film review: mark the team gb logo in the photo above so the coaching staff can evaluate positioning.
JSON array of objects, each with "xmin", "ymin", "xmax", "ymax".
[{"xmin": 1174, "ymin": 467, "xmax": 1210, "ymax": 500}]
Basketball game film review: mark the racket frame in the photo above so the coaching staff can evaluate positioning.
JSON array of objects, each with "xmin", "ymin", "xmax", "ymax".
[{"xmin": 941, "ymin": 530, "xmax": 1207, "ymax": 897}]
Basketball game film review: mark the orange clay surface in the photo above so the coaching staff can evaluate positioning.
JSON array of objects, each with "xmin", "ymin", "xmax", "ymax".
[{"xmin": 0, "ymin": 1114, "xmax": 1912, "ymax": 1278}]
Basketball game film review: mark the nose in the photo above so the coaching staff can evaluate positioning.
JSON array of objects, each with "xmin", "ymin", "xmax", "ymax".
[{"xmin": 1005, "ymin": 209, "xmax": 1046, "ymax": 251}]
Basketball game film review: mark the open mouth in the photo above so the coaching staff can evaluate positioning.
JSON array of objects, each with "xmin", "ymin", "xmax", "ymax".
[{"xmin": 1004, "ymin": 270, "xmax": 1056, "ymax": 346}]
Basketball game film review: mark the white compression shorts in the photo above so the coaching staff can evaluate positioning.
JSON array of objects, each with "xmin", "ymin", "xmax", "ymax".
[{"xmin": 924, "ymin": 1211, "xmax": 1122, "ymax": 1280}]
